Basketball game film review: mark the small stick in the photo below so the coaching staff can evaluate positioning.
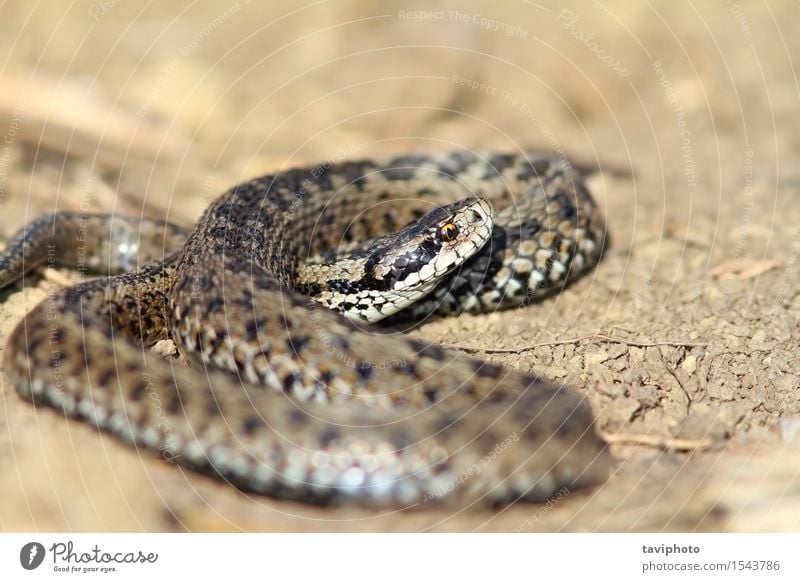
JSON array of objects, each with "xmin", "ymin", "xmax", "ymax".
[
  {"xmin": 443, "ymin": 334, "xmax": 708, "ymax": 354},
  {"xmin": 600, "ymin": 431, "xmax": 717, "ymax": 451}
]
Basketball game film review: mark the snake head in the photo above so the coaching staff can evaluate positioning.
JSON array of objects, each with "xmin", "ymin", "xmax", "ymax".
[
  {"xmin": 297, "ymin": 198, "xmax": 494, "ymax": 323},
  {"xmin": 356, "ymin": 197, "xmax": 494, "ymax": 321}
]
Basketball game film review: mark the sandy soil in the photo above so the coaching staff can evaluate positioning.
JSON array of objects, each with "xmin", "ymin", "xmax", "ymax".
[{"xmin": 1, "ymin": 1, "xmax": 799, "ymax": 532}]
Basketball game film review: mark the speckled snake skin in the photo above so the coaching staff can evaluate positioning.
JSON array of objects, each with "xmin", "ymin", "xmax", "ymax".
[{"xmin": 0, "ymin": 150, "xmax": 609, "ymax": 507}]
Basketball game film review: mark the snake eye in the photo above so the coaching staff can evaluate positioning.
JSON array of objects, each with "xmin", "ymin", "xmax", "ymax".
[{"xmin": 439, "ymin": 223, "xmax": 459, "ymax": 242}]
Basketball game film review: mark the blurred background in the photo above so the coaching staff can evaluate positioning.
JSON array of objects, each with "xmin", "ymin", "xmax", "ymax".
[{"xmin": 1, "ymin": 1, "xmax": 799, "ymax": 532}]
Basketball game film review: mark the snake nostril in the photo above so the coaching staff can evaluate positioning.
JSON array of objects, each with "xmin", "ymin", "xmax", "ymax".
[{"xmin": 469, "ymin": 209, "xmax": 483, "ymax": 224}]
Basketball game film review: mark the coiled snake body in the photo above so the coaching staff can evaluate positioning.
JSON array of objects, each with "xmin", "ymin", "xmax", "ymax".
[{"xmin": 0, "ymin": 151, "xmax": 609, "ymax": 507}]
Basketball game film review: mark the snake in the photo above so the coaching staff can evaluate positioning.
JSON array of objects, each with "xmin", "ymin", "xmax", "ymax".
[{"xmin": 0, "ymin": 150, "xmax": 610, "ymax": 508}]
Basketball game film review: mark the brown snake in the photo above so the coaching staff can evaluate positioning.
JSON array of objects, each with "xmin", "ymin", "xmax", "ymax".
[{"xmin": 0, "ymin": 150, "xmax": 609, "ymax": 507}]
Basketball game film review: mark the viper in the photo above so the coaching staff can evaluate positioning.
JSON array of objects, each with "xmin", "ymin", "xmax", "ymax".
[{"xmin": 0, "ymin": 150, "xmax": 609, "ymax": 507}]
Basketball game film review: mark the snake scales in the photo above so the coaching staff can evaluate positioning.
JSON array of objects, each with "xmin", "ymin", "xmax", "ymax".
[{"xmin": 0, "ymin": 150, "xmax": 609, "ymax": 507}]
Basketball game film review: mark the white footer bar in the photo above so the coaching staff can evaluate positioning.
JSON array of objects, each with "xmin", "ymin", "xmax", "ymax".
[{"xmin": 1, "ymin": 533, "xmax": 797, "ymax": 581}]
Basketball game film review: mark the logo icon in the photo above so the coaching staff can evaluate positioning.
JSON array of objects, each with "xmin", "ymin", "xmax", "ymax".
[{"xmin": 20, "ymin": 542, "xmax": 46, "ymax": 570}]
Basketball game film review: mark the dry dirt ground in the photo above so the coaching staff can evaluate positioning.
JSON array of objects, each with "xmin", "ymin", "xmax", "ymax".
[{"xmin": 1, "ymin": 1, "xmax": 799, "ymax": 532}]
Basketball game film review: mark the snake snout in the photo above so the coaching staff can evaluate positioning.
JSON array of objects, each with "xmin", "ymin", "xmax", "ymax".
[{"xmin": 375, "ymin": 197, "xmax": 494, "ymax": 291}]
